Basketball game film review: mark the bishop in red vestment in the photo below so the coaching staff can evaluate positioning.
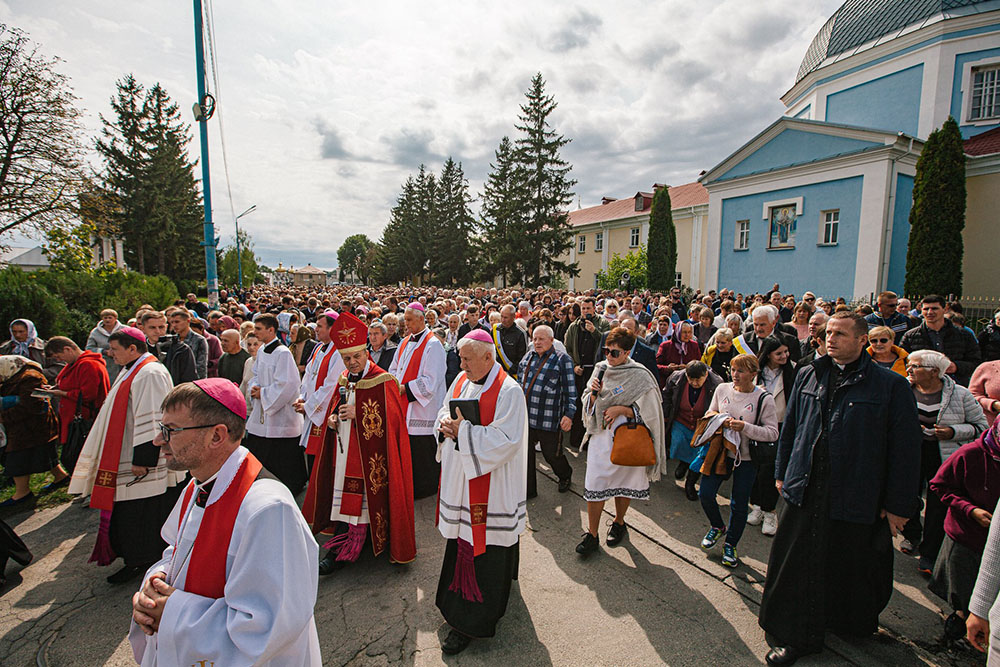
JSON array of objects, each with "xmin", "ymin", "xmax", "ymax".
[{"xmin": 301, "ymin": 312, "xmax": 416, "ymax": 574}]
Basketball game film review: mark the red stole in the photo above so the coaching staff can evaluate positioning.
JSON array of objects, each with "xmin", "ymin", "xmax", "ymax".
[
  {"xmin": 175, "ymin": 453, "xmax": 263, "ymax": 599},
  {"xmin": 90, "ymin": 355, "xmax": 157, "ymax": 511},
  {"xmin": 398, "ymin": 331, "xmax": 431, "ymax": 384},
  {"xmin": 446, "ymin": 369, "xmax": 506, "ymax": 557},
  {"xmin": 304, "ymin": 344, "xmax": 339, "ymax": 455}
]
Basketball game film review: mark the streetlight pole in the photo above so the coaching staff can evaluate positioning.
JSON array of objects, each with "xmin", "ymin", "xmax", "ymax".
[
  {"xmin": 192, "ymin": 0, "xmax": 218, "ymax": 306},
  {"xmin": 234, "ymin": 204, "xmax": 256, "ymax": 291}
]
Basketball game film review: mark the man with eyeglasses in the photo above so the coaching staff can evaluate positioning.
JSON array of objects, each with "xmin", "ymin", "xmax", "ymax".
[
  {"xmin": 69, "ymin": 326, "xmax": 186, "ymax": 585},
  {"xmin": 865, "ymin": 291, "xmax": 911, "ymax": 345}
]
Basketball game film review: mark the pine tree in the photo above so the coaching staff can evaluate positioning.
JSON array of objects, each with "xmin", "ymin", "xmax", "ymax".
[
  {"xmin": 478, "ymin": 136, "xmax": 527, "ymax": 287},
  {"xmin": 95, "ymin": 74, "xmax": 149, "ymax": 272},
  {"xmin": 513, "ymin": 73, "xmax": 578, "ymax": 286},
  {"xmin": 377, "ymin": 177, "xmax": 418, "ymax": 284},
  {"xmin": 904, "ymin": 116, "xmax": 966, "ymax": 296},
  {"xmin": 429, "ymin": 158, "xmax": 475, "ymax": 286},
  {"xmin": 412, "ymin": 164, "xmax": 436, "ymax": 284},
  {"xmin": 646, "ymin": 187, "xmax": 676, "ymax": 291}
]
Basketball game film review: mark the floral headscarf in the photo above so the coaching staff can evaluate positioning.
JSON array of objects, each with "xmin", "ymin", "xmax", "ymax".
[
  {"xmin": 8, "ymin": 319, "xmax": 37, "ymax": 357},
  {"xmin": 0, "ymin": 354, "xmax": 41, "ymax": 382}
]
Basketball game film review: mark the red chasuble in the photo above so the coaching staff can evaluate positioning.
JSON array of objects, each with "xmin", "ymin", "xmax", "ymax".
[
  {"xmin": 304, "ymin": 344, "xmax": 340, "ymax": 455},
  {"xmin": 398, "ymin": 331, "xmax": 431, "ymax": 385},
  {"xmin": 90, "ymin": 355, "xmax": 157, "ymax": 511},
  {"xmin": 174, "ymin": 453, "xmax": 263, "ymax": 598},
  {"xmin": 301, "ymin": 365, "xmax": 416, "ymax": 563}
]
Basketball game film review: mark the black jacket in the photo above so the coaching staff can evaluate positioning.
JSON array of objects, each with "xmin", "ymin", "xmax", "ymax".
[
  {"xmin": 741, "ymin": 328, "xmax": 802, "ymax": 363},
  {"xmin": 900, "ymin": 319, "xmax": 981, "ymax": 385},
  {"xmin": 978, "ymin": 323, "xmax": 1000, "ymax": 363},
  {"xmin": 151, "ymin": 340, "xmax": 197, "ymax": 386},
  {"xmin": 776, "ymin": 353, "xmax": 921, "ymax": 523},
  {"xmin": 369, "ymin": 343, "xmax": 397, "ymax": 371},
  {"xmin": 662, "ymin": 369, "xmax": 722, "ymax": 431}
]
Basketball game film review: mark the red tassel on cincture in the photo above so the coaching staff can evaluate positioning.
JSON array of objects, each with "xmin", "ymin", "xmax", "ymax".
[
  {"xmin": 449, "ymin": 538, "xmax": 483, "ymax": 603},
  {"xmin": 322, "ymin": 523, "xmax": 367, "ymax": 562},
  {"xmin": 89, "ymin": 509, "xmax": 116, "ymax": 566}
]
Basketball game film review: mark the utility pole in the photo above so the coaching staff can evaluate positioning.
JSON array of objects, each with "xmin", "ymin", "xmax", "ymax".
[{"xmin": 193, "ymin": 0, "xmax": 219, "ymax": 307}]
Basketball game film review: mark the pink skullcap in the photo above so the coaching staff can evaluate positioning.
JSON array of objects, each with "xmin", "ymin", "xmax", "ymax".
[
  {"xmin": 323, "ymin": 309, "xmax": 339, "ymax": 320},
  {"xmin": 406, "ymin": 302, "xmax": 425, "ymax": 313},
  {"xmin": 120, "ymin": 325, "xmax": 147, "ymax": 344},
  {"xmin": 355, "ymin": 305, "xmax": 368, "ymax": 314},
  {"xmin": 193, "ymin": 377, "xmax": 247, "ymax": 420},
  {"xmin": 463, "ymin": 329, "xmax": 493, "ymax": 343}
]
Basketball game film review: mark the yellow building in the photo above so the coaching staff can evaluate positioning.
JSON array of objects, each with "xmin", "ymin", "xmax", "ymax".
[
  {"xmin": 964, "ymin": 128, "xmax": 1000, "ymax": 298},
  {"xmin": 565, "ymin": 182, "xmax": 708, "ymax": 291}
]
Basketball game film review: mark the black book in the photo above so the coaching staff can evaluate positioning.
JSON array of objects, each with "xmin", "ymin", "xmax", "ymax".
[{"xmin": 449, "ymin": 399, "xmax": 481, "ymax": 425}]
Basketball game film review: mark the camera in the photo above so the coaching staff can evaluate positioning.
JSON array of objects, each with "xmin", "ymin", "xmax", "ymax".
[{"xmin": 157, "ymin": 333, "xmax": 179, "ymax": 349}]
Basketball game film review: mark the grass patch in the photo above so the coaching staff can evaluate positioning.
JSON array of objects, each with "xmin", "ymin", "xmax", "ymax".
[{"xmin": 1, "ymin": 470, "xmax": 74, "ymax": 510}]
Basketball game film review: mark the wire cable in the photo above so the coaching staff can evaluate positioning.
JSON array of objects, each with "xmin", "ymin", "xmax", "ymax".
[{"xmin": 203, "ymin": 0, "xmax": 239, "ymax": 233}]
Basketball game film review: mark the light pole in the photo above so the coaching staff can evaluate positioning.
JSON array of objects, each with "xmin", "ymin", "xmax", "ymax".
[{"xmin": 235, "ymin": 204, "xmax": 256, "ymax": 291}]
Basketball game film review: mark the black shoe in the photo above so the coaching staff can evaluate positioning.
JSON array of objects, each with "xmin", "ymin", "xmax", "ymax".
[
  {"xmin": 674, "ymin": 461, "xmax": 689, "ymax": 480},
  {"xmin": 607, "ymin": 521, "xmax": 628, "ymax": 547},
  {"xmin": 0, "ymin": 492, "xmax": 35, "ymax": 510},
  {"xmin": 40, "ymin": 476, "xmax": 70, "ymax": 494},
  {"xmin": 558, "ymin": 478, "xmax": 572, "ymax": 493},
  {"xmin": 944, "ymin": 611, "xmax": 967, "ymax": 641},
  {"xmin": 441, "ymin": 629, "xmax": 472, "ymax": 655},
  {"xmin": 765, "ymin": 645, "xmax": 801, "ymax": 666},
  {"xmin": 576, "ymin": 532, "xmax": 599, "ymax": 556},
  {"xmin": 318, "ymin": 554, "xmax": 348, "ymax": 576},
  {"xmin": 685, "ymin": 471, "xmax": 700, "ymax": 501},
  {"xmin": 106, "ymin": 564, "xmax": 147, "ymax": 585}
]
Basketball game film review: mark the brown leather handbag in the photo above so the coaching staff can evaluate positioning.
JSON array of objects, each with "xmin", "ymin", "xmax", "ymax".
[{"xmin": 611, "ymin": 406, "xmax": 657, "ymax": 467}]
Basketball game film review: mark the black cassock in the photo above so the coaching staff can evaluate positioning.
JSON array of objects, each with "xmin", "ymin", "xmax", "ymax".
[
  {"xmin": 436, "ymin": 539, "xmax": 519, "ymax": 638},
  {"xmin": 1, "ymin": 518, "xmax": 33, "ymax": 583},
  {"xmin": 758, "ymin": 363, "xmax": 895, "ymax": 652}
]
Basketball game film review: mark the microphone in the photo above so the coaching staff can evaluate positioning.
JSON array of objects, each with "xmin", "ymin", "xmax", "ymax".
[
  {"xmin": 339, "ymin": 386, "xmax": 347, "ymax": 405},
  {"xmin": 591, "ymin": 366, "xmax": 606, "ymax": 398}
]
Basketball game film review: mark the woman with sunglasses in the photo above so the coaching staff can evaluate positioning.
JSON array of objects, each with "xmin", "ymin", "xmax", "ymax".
[
  {"xmin": 866, "ymin": 325, "xmax": 908, "ymax": 377},
  {"xmin": 576, "ymin": 327, "xmax": 665, "ymax": 557}
]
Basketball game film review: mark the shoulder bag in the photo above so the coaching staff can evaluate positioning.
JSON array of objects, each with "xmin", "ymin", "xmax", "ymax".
[
  {"xmin": 611, "ymin": 404, "xmax": 657, "ymax": 467},
  {"xmin": 747, "ymin": 390, "xmax": 776, "ymax": 466}
]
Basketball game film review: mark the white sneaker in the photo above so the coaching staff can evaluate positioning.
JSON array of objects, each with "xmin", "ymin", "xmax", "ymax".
[
  {"xmin": 747, "ymin": 504, "xmax": 764, "ymax": 526},
  {"xmin": 762, "ymin": 511, "xmax": 778, "ymax": 536}
]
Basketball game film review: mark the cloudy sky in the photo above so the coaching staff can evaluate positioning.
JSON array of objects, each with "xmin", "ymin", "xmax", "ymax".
[{"xmin": 5, "ymin": 0, "xmax": 843, "ymax": 270}]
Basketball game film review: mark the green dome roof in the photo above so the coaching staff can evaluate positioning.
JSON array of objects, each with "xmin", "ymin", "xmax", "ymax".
[{"xmin": 796, "ymin": 0, "xmax": 993, "ymax": 83}]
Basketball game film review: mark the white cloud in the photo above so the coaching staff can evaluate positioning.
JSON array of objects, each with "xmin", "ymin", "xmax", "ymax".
[{"xmin": 4, "ymin": 0, "xmax": 843, "ymax": 270}]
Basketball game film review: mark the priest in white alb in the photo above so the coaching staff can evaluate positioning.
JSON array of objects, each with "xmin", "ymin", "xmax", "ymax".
[
  {"xmin": 434, "ymin": 329, "xmax": 528, "ymax": 655},
  {"xmin": 69, "ymin": 326, "xmax": 186, "ymax": 585},
  {"xmin": 294, "ymin": 310, "xmax": 344, "ymax": 475},
  {"xmin": 129, "ymin": 378, "xmax": 322, "ymax": 666},
  {"xmin": 388, "ymin": 302, "xmax": 447, "ymax": 499},
  {"xmin": 246, "ymin": 313, "xmax": 306, "ymax": 494}
]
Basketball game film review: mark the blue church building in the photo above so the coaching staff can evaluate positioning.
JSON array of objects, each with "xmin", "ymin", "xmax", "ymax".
[{"xmin": 700, "ymin": 0, "xmax": 1000, "ymax": 299}]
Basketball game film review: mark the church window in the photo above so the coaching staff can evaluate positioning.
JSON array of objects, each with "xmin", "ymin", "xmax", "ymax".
[
  {"xmin": 971, "ymin": 65, "xmax": 1000, "ymax": 120},
  {"xmin": 735, "ymin": 220, "xmax": 750, "ymax": 250},
  {"xmin": 820, "ymin": 210, "xmax": 839, "ymax": 245}
]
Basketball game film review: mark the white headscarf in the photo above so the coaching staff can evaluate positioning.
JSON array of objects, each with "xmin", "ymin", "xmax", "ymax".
[{"xmin": 8, "ymin": 319, "xmax": 38, "ymax": 357}]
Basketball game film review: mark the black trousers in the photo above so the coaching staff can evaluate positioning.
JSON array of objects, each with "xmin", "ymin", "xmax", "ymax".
[
  {"xmin": 527, "ymin": 428, "xmax": 572, "ymax": 497},
  {"xmin": 749, "ymin": 456, "xmax": 779, "ymax": 512},
  {"xmin": 109, "ymin": 483, "xmax": 185, "ymax": 566},
  {"xmin": 902, "ymin": 439, "xmax": 946, "ymax": 562},
  {"xmin": 244, "ymin": 434, "xmax": 308, "ymax": 496},
  {"xmin": 409, "ymin": 434, "xmax": 440, "ymax": 500}
]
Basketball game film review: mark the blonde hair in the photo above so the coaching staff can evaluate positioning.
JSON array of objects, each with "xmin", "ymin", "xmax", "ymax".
[{"xmin": 868, "ymin": 325, "xmax": 893, "ymax": 342}]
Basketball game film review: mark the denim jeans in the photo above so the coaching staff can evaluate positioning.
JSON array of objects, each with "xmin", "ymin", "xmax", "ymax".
[{"xmin": 699, "ymin": 460, "xmax": 758, "ymax": 547}]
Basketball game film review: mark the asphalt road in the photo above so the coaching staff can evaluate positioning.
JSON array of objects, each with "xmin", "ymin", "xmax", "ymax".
[{"xmin": 0, "ymin": 448, "xmax": 987, "ymax": 666}]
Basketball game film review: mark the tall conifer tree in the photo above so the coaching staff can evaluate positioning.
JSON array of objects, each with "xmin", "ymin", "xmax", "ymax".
[
  {"xmin": 478, "ymin": 136, "xmax": 526, "ymax": 287},
  {"xmin": 430, "ymin": 158, "xmax": 475, "ymax": 285},
  {"xmin": 904, "ymin": 116, "xmax": 966, "ymax": 296},
  {"xmin": 646, "ymin": 187, "xmax": 676, "ymax": 291},
  {"xmin": 513, "ymin": 73, "xmax": 578, "ymax": 286}
]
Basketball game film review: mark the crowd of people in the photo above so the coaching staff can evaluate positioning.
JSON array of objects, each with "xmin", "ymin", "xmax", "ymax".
[{"xmin": 2, "ymin": 281, "xmax": 1000, "ymax": 664}]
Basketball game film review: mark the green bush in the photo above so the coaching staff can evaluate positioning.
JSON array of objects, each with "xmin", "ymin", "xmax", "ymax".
[{"xmin": 0, "ymin": 267, "xmax": 179, "ymax": 345}]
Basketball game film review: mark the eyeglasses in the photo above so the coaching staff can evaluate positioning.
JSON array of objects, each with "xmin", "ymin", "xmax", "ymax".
[
  {"xmin": 872, "ymin": 338, "xmax": 891, "ymax": 344},
  {"xmin": 906, "ymin": 364, "xmax": 931, "ymax": 370},
  {"xmin": 157, "ymin": 422, "xmax": 218, "ymax": 443},
  {"xmin": 804, "ymin": 297, "xmax": 815, "ymax": 302},
  {"xmin": 602, "ymin": 347, "xmax": 626, "ymax": 358}
]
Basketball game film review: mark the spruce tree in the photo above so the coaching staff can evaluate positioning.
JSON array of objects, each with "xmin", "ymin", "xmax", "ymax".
[
  {"xmin": 646, "ymin": 187, "xmax": 676, "ymax": 291},
  {"xmin": 412, "ymin": 164, "xmax": 436, "ymax": 284},
  {"xmin": 430, "ymin": 158, "xmax": 475, "ymax": 286},
  {"xmin": 479, "ymin": 136, "xmax": 527, "ymax": 287},
  {"xmin": 377, "ymin": 177, "xmax": 417, "ymax": 284},
  {"xmin": 904, "ymin": 116, "xmax": 966, "ymax": 297},
  {"xmin": 513, "ymin": 73, "xmax": 578, "ymax": 286}
]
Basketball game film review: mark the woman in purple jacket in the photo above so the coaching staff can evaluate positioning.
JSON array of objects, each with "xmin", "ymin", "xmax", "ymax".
[{"xmin": 929, "ymin": 420, "xmax": 1000, "ymax": 640}]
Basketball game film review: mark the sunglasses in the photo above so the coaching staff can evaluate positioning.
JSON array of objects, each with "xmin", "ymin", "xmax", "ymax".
[
  {"xmin": 872, "ymin": 338, "xmax": 891, "ymax": 344},
  {"xmin": 602, "ymin": 347, "xmax": 626, "ymax": 358}
]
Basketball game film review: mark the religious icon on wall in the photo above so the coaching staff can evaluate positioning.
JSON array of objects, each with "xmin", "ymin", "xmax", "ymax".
[{"xmin": 769, "ymin": 206, "xmax": 796, "ymax": 248}]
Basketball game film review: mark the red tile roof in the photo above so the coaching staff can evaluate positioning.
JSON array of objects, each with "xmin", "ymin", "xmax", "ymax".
[
  {"xmin": 568, "ymin": 181, "xmax": 708, "ymax": 227},
  {"xmin": 965, "ymin": 127, "xmax": 1000, "ymax": 157}
]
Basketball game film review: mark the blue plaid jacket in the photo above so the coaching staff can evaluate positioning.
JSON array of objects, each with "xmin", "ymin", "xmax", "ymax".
[{"xmin": 518, "ymin": 348, "xmax": 577, "ymax": 432}]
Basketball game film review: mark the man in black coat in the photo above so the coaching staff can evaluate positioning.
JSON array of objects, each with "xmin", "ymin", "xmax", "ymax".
[
  {"xmin": 900, "ymin": 294, "xmax": 981, "ymax": 386},
  {"xmin": 140, "ymin": 311, "xmax": 196, "ymax": 386},
  {"xmin": 735, "ymin": 305, "xmax": 801, "ymax": 363},
  {"xmin": 758, "ymin": 312, "xmax": 920, "ymax": 666}
]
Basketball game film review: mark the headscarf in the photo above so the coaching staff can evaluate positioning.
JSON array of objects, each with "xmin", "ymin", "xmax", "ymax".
[
  {"xmin": 0, "ymin": 354, "xmax": 41, "ymax": 382},
  {"xmin": 8, "ymin": 319, "xmax": 37, "ymax": 357},
  {"xmin": 984, "ymin": 420, "xmax": 1000, "ymax": 461},
  {"xmin": 218, "ymin": 315, "xmax": 238, "ymax": 331}
]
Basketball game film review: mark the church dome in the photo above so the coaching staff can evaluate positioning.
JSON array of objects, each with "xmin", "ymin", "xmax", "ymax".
[{"xmin": 796, "ymin": 0, "xmax": 992, "ymax": 83}]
